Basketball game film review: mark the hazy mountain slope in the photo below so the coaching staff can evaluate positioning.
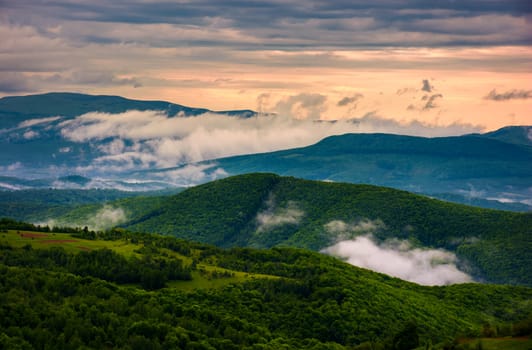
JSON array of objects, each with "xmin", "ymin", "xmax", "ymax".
[
  {"xmin": 0, "ymin": 92, "xmax": 255, "ymax": 128},
  {"xmin": 199, "ymin": 132, "xmax": 532, "ymax": 209},
  {"xmin": 0, "ymin": 92, "xmax": 255, "ymax": 182},
  {"xmin": 479, "ymin": 125, "xmax": 532, "ymax": 147},
  {"xmin": 1, "ymin": 224, "xmax": 531, "ymax": 348},
  {"xmin": 0, "ymin": 188, "xmax": 177, "ymax": 224},
  {"xmin": 125, "ymin": 174, "xmax": 532, "ymax": 285}
]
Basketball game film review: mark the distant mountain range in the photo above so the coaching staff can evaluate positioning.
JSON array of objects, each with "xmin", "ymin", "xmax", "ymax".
[
  {"xmin": 196, "ymin": 130, "xmax": 532, "ymax": 210},
  {"xmin": 0, "ymin": 92, "xmax": 530, "ymax": 211},
  {"xmin": 0, "ymin": 92, "xmax": 255, "ymax": 187}
]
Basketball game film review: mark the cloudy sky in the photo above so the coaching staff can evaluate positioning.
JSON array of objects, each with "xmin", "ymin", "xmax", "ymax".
[{"xmin": 1, "ymin": 0, "xmax": 531, "ymax": 131}]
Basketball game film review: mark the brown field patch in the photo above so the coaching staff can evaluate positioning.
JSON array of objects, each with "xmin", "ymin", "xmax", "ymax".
[
  {"xmin": 21, "ymin": 232, "xmax": 49, "ymax": 238},
  {"xmin": 77, "ymin": 246, "xmax": 91, "ymax": 251},
  {"xmin": 39, "ymin": 239, "xmax": 78, "ymax": 244}
]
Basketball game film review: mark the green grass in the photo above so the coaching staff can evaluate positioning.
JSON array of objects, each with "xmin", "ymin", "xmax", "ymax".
[
  {"xmin": 0, "ymin": 229, "xmax": 279, "ymax": 291},
  {"xmin": 2, "ymin": 230, "xmax": 141, "ymax": 257}
]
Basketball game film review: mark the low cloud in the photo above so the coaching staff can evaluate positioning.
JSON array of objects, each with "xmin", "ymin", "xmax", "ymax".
[
  {"xmin": 147, "ymin": 163, "xmax": 228, "ymax": 187},
  {"xmin": 18, "ymin": 116, "xmax": 62, "ymax": 128},
  {"xmin": 55, "ymin": 109, "xmax": 482, "ymax": 176},
  {"xmin": 41, "ymin": 205, "xmax": 127, "ymax": 232},
  {"xmin": 322, "ymin": 235, "xmax": 472, "ymax": 286},
  {"xmin": 325, "ymin": 218, "xmax": 385, "ymax": 240},
  {"xmin": 256, "ymin": 195, "xmax": 304, "ymax": 232},
  {"xmin": 23, "ymin": 130, "xmax": 39, "ymax": 139},
  {"xmin": 484, "ymin": 89, "xmax": 532, "ymax": 101},
  {"xmin": 88, "ymin": 205, "xmax": 127, "ymax": 231},
  {"xmin": 6, "ymin": 162, "xmax": 23, "ymax": 172}
]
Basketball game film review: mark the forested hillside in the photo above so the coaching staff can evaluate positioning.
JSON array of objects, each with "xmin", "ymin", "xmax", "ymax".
[
  {"xmin": 125, "ymin": 174, "xmax": 532, "ymax": 286},
  {"xmin": 0, "ymin": 188, "xmax": 176, "ymax": 223},
  {"xmin": 0, "ymin": 222, "xmax": 531, "ymax": 349}
]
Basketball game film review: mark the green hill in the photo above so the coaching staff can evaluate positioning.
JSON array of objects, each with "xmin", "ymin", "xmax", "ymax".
[
  {"xmin": 124, "ymin": 174, "xmax": 532, "ymax": 286},
  {"xmin": 0, "ymin": 224, "xmax": 531, "ymax": 349}
]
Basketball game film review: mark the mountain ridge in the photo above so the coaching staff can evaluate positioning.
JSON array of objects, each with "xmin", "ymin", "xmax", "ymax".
[{"xmin": 121, "ymin": 173, "xmax": 532, "ymax": 286}]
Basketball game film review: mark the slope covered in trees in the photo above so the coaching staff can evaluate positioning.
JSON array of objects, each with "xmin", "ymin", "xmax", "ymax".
[
  {"xmin": 125, "ymin": 174, "xmax": 532, "ymax": 286},
  {"xmin": 0, "ymin": 224, "xmax": 531, "ymax": 349}
]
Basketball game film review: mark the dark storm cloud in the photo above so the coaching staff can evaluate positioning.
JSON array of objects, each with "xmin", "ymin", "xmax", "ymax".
[
  {"xmin": 484, "ymin": 89, "xmax": 532, "ymax": 101},
  {"xmin": 3, "ymin": 0, "xmax": 531, "ymax": 48}
]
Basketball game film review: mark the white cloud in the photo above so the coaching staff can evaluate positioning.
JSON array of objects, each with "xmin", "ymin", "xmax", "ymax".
[
  {"xmin": 256, "ymin": 195, "xmax": 304, "ymax": 232},
  {"xmin": 149, "ymin": 163, "xmax": 228, "ymax": 187},
  {"xmin": 42, "ymin": 205, "xmax": 127, "ymax": 231},
  {"xmin": 58, "ymin": 109, "xmax": 482, "ymax": 173},
  {"xmin": 6, "ymin": 162, "xmax": 23, "ymax": 171},
  {"xmin": 0, "ymin": 182, "xmax": 25, "ymax": 190},
  {"xmin": 325, "ymin": 219, "xmax": 386, "ymax": 238},
  {"xmin": 88, "ymin": 205, "xmax": 127, "ymax": 231},
  {"xmin": 23, "ymin": 130, "xmax": 39, "ymax": 139},
  {"xmin": 18, "ymin": 116, "xmax": 61, "ymax": 128},
  {"xmin": 322, "ymin": 235, "xmax": 472, "ymax": 286}
]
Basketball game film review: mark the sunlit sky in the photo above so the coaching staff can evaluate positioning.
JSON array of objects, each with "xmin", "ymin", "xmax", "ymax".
[{"xmin": 2, "ymin": 0, "xmax": 531, "ymax": 131}]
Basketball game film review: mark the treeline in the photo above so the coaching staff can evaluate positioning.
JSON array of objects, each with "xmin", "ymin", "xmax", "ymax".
[
  {"xmin": 1, "ymin": 222, "xmax": 532, "ymax": 349},
  {"xmin": 0, "ymin": 217, "xmax": 84, "ymax": 234},
  {"xmin": 0, "ymin": 243, "xmax": 191, "ymax": 290}
]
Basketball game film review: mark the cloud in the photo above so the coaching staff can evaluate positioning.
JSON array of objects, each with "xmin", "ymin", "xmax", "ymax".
[
  {"xmin": 256, "ymin": 195, "xmax": 304, "ymax": 232},
  {"xmin": 0, "ymin": 72, "xmax": 35, "ymax": 93},
  {"xmin": 484, "ymin": 89, "xmax": 532, "ymax": 101},
  {"xmin": 18, "ymin": 117, "xmax": 62, "ymax": 128},
  {"xmin": 56, "ymin": 109, "xmax": 482, "ymax": 174},
  {"xmin": 87, "ymin": 205, "xmax": 127, "ymax": 231},
  {"xmin": 322, "ymin": 235, "xmax": 472, "ymax": 286},
  {"xmin": 422, "ymin": 94, "xmax": 443, "ymax": 110},
  {"xmin": 23, "ymin": 130, "xmax": 39, "ymax": 139},
  {"xmin": 44, "ymin": 205, "xmax": 127, "ymax": 231},
  {"xmin": 3, "ymin": 1, "xmax": 530, "ymax": 49},
  {"xmin": 274, "ymin": 93, "xmax": 328, "ymax": 120},
  {"xmin": 147, "ymin": 163, "xmax": 228, "ymax": 187},
  {"xmin": 325, "ymin": 219, "xmax": 385, "ymax": 239},
  {"xmin": 337, "ymin": 93, "xmax": 364, "ymax": 107},
  {"xmin": 421, "ymin": 79, "xmax": 433, "ymax": 93},
  {"xmin": 6, "ymin": 162, "xmax": 23, "ymax": 172}
]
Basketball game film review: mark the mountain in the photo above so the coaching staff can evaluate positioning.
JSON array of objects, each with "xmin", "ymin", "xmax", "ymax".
[
  {"xmin": 478, "ymin": 125, "xmax": 532, "ymax": 147},
  {"xmin": 1, "ymin": 92, "xmax": 530, "ymax": 211},
  {"xmin": 0, "ymin": 92, "xmax": 255, "ymax": 128},
  {"xmin": 0, "ymin": 92, "xmax": 256, "ymax": 185},
  {"xmin": 122, "ymin": 174, "xmax": 532, "ymax": 286},
  {"xmin": 1, "ymin": 222, "xmax": 531, "ymax": 348},
  {"xmin": 190, "ymin": 131, "xmax": 532, "ymax": 210}
]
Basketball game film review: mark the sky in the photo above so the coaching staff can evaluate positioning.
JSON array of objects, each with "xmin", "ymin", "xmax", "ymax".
[{"xmin": 1, "ymin": 0, "xmax": 531, "ymax": 131}]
